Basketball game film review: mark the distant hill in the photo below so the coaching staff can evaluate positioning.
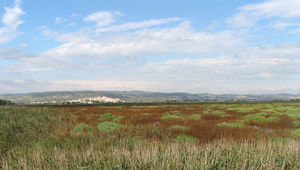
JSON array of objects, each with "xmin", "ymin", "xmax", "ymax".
[{"xmin": 1, "ymin": 91, "xmax": 300, "ymax": 104}]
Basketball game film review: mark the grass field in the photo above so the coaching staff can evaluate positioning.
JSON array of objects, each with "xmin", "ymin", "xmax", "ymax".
[{"xmin": 1, "ymin": 102, "xmax": 300, "ymax": 169}]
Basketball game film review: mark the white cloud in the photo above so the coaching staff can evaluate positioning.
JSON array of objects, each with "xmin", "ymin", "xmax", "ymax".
[
  {"xmin": 19, "ymin": 43, "xmax": 27, "ymax": 47},
  {"xmin": 83, "ymin": 11, "xmax": 121, "ymax": 27},
  {"xmin": 70, "ymin": 13, "xmax": 80, "ymax": 18},
  {"xmin": 138, "ymin": 53, "xmax": 300, "ymax": 93},
  {"xmin": 0, "ymin": 48, "xmax": 34, "ymax": 60},
  {"xmin": 2, "ymin": 43, "xmax": 300, "ymax": 93},
  {"xmin": 271, "ymin": 21, "xmax": 295, "ymax": 30},
  {"xmin": 0, "ymin": 0, "xmax": 25, "ymax": 43},
  {"xmin": 67, "ymin": 22, "xmax": 76, "ymax": 26},
  {"xmin": 41, "ymin": 21, "xmax": 244, "ymax": 59},
  {"xmin": 97, "ymin": 17, "xmax": 182, "ymax": 32},
  {"xmin": 38, "ymin": 26, "xmax": 92, "ymax": 43},
  {"xmin": 289, "ymin": 28, "xmax": 300, "ymax": 34},
  {"xmin": 0, "ymin": 79, "xmax": 159, "ymax": 93},
  {"xmin": 227, "ymin": 0, "xmax": 300, "ymax": 27},
  {"xmin": 55, "ymin": 17, "xmax": 65, "ymax": 24}
]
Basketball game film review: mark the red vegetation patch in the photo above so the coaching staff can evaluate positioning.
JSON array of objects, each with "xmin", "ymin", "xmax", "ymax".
[{"xmin": 53, "ymin": 104, "xmax": 297, "ymax": 143}]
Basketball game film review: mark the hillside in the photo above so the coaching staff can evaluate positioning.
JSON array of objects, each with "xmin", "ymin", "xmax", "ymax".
[{"xmin": 1, "ymin": 91, "xmax": 300, "ymax": 104}]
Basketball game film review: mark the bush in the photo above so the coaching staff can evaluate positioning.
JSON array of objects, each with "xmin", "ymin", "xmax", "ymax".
[
  {"xmin": 97, "ymin": 122, "xmax": 124, "ymax": 131},
  {"xmin": 99, "ymin": 113, "xmax": 124, "ymax": 122},
  {"xmin": 292, "ymin": 129, "xmax": 300, "ymax": 137},
  {"xmin": 167, "ymin": 125, "xmax": 189, "ymax": 131},
  {"xmin": 175, "ymin": 135, "xmax": 197, "ymax": 142},
  {"xmin": 161, "ymin": 114, "xmax": 183, "ymax": 120},
  {"xmin": 0, "ymin": 99, "xmax": 13, "ymax": 105},
  {"xmin": 293, "ymin": 120, "xmax": 300, "ymax": 127},
  {"xmin": 243, "ymin": 113, "xmax": 279, "ymax": 123},
  {"xmin": 73, "ymin": 123, "xmax": 92, "ymax": 133},
  {"xmin": 187, "ymin": 114, "xmax": 201, "ymax": 120},
  {"xmin": 217, "ymin": 122, "xmax": 245, "ymax": 128}
]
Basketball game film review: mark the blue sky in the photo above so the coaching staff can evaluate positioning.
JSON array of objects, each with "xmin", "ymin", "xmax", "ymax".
[{"xmin": 1, "ymin": 0, "xmax": 300, "ymax": 94}]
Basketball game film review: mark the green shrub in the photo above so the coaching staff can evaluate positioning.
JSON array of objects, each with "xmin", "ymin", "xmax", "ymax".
[
  {"xmin": 243, "ymin": 113, "xmax": 279, "ymax": 123},
  {"xmin": 217, "ymin": 122, "xmax": 245, "ymax": 128},
  {"xmin": 227, "ymin": 107, "xmax": 255, "ymax": 113},
  {"xmin": 293, "ymin": 120, "xmax": 300, "ymax": 127},
  {"xmin": 187, "ymin": 114, "xmax": 201, "ymax": 120},
  {"xmin": 97, "ymin": 122, "xmax": 124, "ymax": 131},
  {"xmin": 167, "ymin": 125, "xmax": 189, "ymax": 130},
  {"xmin": 169, "ymin": 110, "xmax": 183, "ymax": 115},
  {"xmin": 283, "ymin": 108, "xmax": 300, "ymax": 119},
  {"xmin": 175, "ymin": 135, "xmax": 197, "ymax": 142},
  {"xmin": 161, "ymin": 114, "xmax": 183, "ymax": 120},
  {"xmin": 99, "ymin": 113, "xmax": 124, "ymax": 122},
  {"xmin": 204, "ymin": 109, "xmax": 226, "ymax": 116},
  {"xmin": 212, "ymin": 110, "xmax": 226, "ymax": 116},
  {"xmin": 291, "ymin": 129, "xmax": 300, "ymax": 137},
  {"xmin": 73, "ymin": 123, "xmax": 92, "ymax": 133},
  {"xmin": 203, "ymin": 109, "xmax": 211, "ymax": 115}
]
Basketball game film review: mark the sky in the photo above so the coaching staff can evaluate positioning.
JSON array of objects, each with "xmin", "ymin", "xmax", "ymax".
[{"xmin": 1, "ymin": 0, "xmax": 300, "ymax": 94}]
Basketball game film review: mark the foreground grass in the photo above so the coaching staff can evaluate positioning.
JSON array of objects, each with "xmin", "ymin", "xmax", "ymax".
[
  {"xmin": 1, "ymin": 105, "xmax": 300, "ymax": 169},
  {"xmin": 1, "ymin": 134, "xmax": 300, "ymax": 169}
]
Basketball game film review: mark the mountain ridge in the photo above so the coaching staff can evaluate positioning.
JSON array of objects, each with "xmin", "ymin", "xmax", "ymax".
[{"xmin": 1, "ymin": 90, "xmax": 300, "ymax": 104}]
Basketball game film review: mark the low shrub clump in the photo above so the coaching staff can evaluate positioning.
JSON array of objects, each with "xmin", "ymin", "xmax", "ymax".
[
  {"xmin": 167, "ymin": 125, "xmax": 190, "ymax": 131},
  {"xmin": 73, "ymin": 123, "xmax": 92, "ymax": 133},
  {"xmin": 99, "ymin": 113, "xmax": 124, "ymax": 122},
  {"xmin": 217, "ymin": 122, "xmax": 245, "ymax": 128},
  {"xmin": 187, "ymin": 114, "xmax": 201, "ymax": 120},
  {"xmin": 97, "ymin": 121, "xmax": 124, "ymax": 131},
  {"xmin": 175, "ymin": 135, "xmax": 197, "ymax": 142},
  {"xmin": 212, "ymin": 110, "xmax": 226, "ymax": 116},
  {"xmin": 161, "ymin": 114, "xmax": 183, "ymax": 120},
  {"xmin": 243, "ymin": 113, "xmax": 280, "ymax": 123},
  {"xmin": 293, "ymin": 120, "xmax": 300, "ymax": 127},
  {"xmin": 291, "ymin": 128, "xmax": 300, "ymax": 137},
  {"xmin": 161, "ymin": 111, "xmax": 184, "ymax": 120}
]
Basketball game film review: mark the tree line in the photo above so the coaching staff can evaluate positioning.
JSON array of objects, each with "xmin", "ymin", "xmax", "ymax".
[{"xmin": 0, "ymin": 99, "xmax": 13, "ymax": 105}]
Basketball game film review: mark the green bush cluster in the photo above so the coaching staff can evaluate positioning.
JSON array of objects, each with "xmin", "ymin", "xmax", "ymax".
[
  {"xmin": 167, "ymin": 125, "xmax": 190, "ymax": 131},
  {"xmin": 73, "ymin": 123, "xmax": 92, "ymax": 133},
  {"xmin": 217, "ymin": 122, "xmax": 245, "ymax": 128},
  {"xmin": 98, "ymin": 113, "xmax": 125, "ymax": 131},
  {"xmin": 99, "ymin": 113, "xmax": 124, "ymax": 122},
  {"xmin": 97, "ymin": 122, "xmax": 124, "ymax": 131}
]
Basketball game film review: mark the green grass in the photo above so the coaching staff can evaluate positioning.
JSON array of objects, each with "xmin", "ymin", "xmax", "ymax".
[
  {"xmin": 99, "ymin": 113, "xmax": 124, "ymax": 122},
  {"xmin": 97, "ymin": 121, "xmax": 124, "ymax": 131},
  {"xmin": 0, "ymin": 107, "xmax": 58, "ymax": 155},
  {"xmin": 203, "ymin": 109, "xmax": 226, "ymax": 116},
  {"xmin": 291, "ymin": 128, "xmax": 300, "ymax": 137},
  {"xmin": 167, "ymin": 125, "xmax": 190, "ymax": 131},
  {"xmin": 282, "ymin": 107, "xmax": 300, "ymax": 119},
  {"xmin": 169, "ymin": 110, "xmax": 183, "ymax": 115},
  {"xmin": 161, "ymin": 114, "xmax": 183, "ymax": 120},
  {"xmin": 293, "ymin": 120, "xmax": 300, "ymax": 127},
  {"xmin": 143, "ymin": 113, "xmax": 151, "ymax": 116},
  {"xmin": 161, "ymin": 110, "xmax": 184, "ymax": 120},
  {"xmin": 227, "ymin": 107, "xmax": 255, "ymax": 113},
  {"xmin": 2, "ymin": 104, "xmax": 300, "ymax": 169},
  {"xmin": 217, "ymin": 122, "xmax": 245, "ymax": 128},
  {"xmin": 243, "ymin": 113, "xmax": 280, "ymax": 123},
  {"xmin": 203, "ymin": 109, "xmax": 211, "ymax": 115},
  {"xmin": 98, "ymin": 106, "xmax": 123, "ymax": 109},
  {"xmin": 187, "ymin": 114, "xmax": 201, "ymax": 120},
  {"xmin": 212, "ymin": 110, "xmax": 226, "ymax": 116},
  {"xmin": 73, "ymin": 123, "xmax": 92, "ymax": 133},
  {"xmin": 175, "ymin": 135, "xmax": 197, "ymax": 142}
]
